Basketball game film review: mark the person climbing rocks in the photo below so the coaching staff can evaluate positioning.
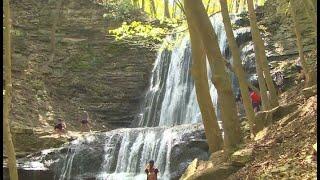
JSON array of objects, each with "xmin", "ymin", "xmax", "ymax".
[
  {"xmin": 145, "ymin": 160, "xmax": 159, "ymax": 180},
  {"xmin": 80, "ymin": 111, "xmax": 91, "ymax": 132},
  {"xmin": 249, "ymin": 87, "xmax": 261, "ymax": 112},
  {"xmin": 54, "ymin": 118, "xmax": 66, "ymax": 136},
  {"xmin": 273, "ymin": 71, "xmax": 285, "ymax": 94},
  {"xmin": 235, "ymin": 89, "xmax": 243, "ymax": 116},
  {"xmin": 295, "ymin": 60, "xmax": 306, "ymax": 85}
]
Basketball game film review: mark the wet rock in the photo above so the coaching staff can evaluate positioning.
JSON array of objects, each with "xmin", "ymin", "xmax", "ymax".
[
  {"xmin": 179, "ymin": 158, "xmax": 198, "ymax": 180},
  {"xmin": 170, "ymin": 135, "xmax": 209, "ymax": 180}
]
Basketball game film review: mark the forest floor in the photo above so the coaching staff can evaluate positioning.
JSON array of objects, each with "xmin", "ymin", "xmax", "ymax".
[
  {"xmin": 181, "ymin": 50, "xmax": 317, "ymax": 180},
  {"xmin": 232, "ymin": 85, "xmax": 317, "ymax": 179}
]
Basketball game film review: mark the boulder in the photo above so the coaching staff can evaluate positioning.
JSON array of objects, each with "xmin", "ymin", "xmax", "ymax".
[
  {"xmin": 302, "ymin": 85, "xmax": 317, "ymax": 99},
  {"xmin": 180, "ymin": 159, "xmax": 199, "ymax": 180},
  {"xmin": 253, "ymin": 103, "xmax": 298, "ymax": 134},
  {"xmin": 230, "ymin": 148, "xmax": 254, "ymax": 165},
  {"xmin": 183, "ymin": 162, "xmax": 241, "ymax": 180}
]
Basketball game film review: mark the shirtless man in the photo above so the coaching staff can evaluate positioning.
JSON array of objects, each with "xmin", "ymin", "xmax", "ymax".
[{"xmin": 145, "ymin": 160, "xmax": 159, "ymax": 180}]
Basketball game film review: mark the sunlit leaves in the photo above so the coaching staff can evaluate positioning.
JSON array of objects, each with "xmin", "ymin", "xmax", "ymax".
[{"xmin": 109, "ymin": 21, "xmax": 169, "ymax": 43}]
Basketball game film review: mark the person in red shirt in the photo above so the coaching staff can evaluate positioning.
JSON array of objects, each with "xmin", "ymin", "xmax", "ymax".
[{"xmin": 249, "ymin": 87, "xmax": 261, "ymax": 112}]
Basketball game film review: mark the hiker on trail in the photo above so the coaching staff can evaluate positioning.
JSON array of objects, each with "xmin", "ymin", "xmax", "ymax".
[
  {"xmin": 273, "ymin": 71, "xmax": 284, "ymax": 94},
  {"xmin": 249, "ymin": 87, "xmax": 261, "ymax": 112},
  {"xmin": 145, "ymin": 160, "xmax": 159, "ymax": 180},
  {"xmin": 80, "ymin": 111, "xmax": 91, "ymax": 132},
  {"xmin": 295, "ymin": 59, "xmax": 305, "ymax": 85},
  {"xmin": 235, "ymin": 89, "xmax": 243, "ymax": 116},
  {"xmin": 54, "ymin": 118, "xmax": 66, "ymax": 136}
]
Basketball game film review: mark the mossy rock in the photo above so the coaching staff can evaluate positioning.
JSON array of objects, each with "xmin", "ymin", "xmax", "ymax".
[
  {"xmin": 302, "ymin": 85, "xmax": 317, "ymax": 99},
  {"xmin": 230, "ymin": 148, "xmax": 254, "ymax": 165},
  {"xmin": 253, "ymin": 103, "xmax": 298, "ymax": 134}
]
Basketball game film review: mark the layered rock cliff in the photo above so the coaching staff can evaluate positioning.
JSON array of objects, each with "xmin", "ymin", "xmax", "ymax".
[{"xmin": 8, "ymin": 0, "xmax": 156, "ymax": 133}]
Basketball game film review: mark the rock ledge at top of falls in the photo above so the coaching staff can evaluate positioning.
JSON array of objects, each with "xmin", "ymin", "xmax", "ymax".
[{"xmin": 11, "ymin": 123, "xmax": 210, "ymax": 180}]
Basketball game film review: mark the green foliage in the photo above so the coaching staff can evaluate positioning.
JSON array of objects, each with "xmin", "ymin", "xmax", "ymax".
[
  {"xmin": 101, "ymin": 0, "xmax": 140, "ymax": 21},
  {"xmin": 109, "ymin": 21, "xmax": 166, "ymax": 42},
  {"xmin": 109, "ymin": 20, "xmax": 180, "ymax": 47}
]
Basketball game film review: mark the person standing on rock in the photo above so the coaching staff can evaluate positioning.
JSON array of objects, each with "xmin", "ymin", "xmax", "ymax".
[
  {"xmin": 249, "ymin": 87, "xmax": 261, "ymax": 112},
  {"xmin": 145, "ymin": 160, "xmax": 159, "ymax": 180},
  {"xmin": 80, "ymin": 111, "xmax": 91, "ymax": 133},
  {"xmin": 54, "ymin": 118, "xmax": 67, "ymax": 136}
]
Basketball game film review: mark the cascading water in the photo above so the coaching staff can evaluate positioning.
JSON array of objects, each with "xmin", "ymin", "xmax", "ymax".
[{"xmin": 12, "ymin": 13, "xmax": 254, "ymax": 180}]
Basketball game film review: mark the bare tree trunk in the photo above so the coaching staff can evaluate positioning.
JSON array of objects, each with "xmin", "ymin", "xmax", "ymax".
[
  {"xmin": 186, "ymin": 17, "xmax": 223, "ymax": 153},
  {"xmin": 205, "ymin": 0, "xmax": 211, "ymax": 13},
  {"xmin": 172, "ymin": 2, "xmax": 176, "ymax": 18},
  {"xmin": 49, "ymin": 0, "xmax": 63, "ymax": 62},
  {"xmin": 4, "ymin": 0, "xmax": 19, "ymax": 179},
  {"xmin": 174, "ymin": 0, "xmax": 186, "ymax": 16},
  {"xmin": 247, "ymin": 0, "xmax": 278, "ymax": 108},
  {"xmin": 141, "ymin": 0, "xmax": 145, "ymax": 10},
  {"xmin": 290, "ymin": 0, "xmax": 316, "ymax": 87},
  {"xmin": 219, "ymin": 0, "xmax": 255, "ymax": 136},
  {"xmin": 164, "ymin": 0, "xmax": 170, "ymax": 18},
  {"xmin": 184, "ymin": 0, "xmax": 242, "ymax": 153},
  {"xmin": 150, "ymin": 0, "xmax": 157, "ymax": 18},
  {"xmin": 302, "ymin": 0, "xmax": 317, "ymax": 34},
  {"xmin": 238, "ymin": 0, "xmax": 244, "ymax": 13}
]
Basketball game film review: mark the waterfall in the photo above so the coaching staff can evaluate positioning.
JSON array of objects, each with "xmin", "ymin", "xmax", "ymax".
[
  {"xmin": 18, "ymin": 13, "xmax": 254, "ymax": 180},
  {"xmin": 94, "ymin": 13, "xmax": 230, "ymax": 180}
]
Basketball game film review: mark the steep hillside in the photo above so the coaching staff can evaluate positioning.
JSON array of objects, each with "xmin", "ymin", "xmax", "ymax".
[{"xmin": 8, "ymin": 0, "xmax": 157, "ymax": 133}]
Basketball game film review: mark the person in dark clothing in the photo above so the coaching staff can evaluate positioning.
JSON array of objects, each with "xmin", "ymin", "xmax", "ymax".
[
  {"xmin": 145, "ymin": 160, "xmax": 159, "ymax": 180},
  {"xmin": 54, "ymin": 118, "xmax": 66, "ymax": 135},
  {"xmin": 235, "ymin": 89, "xmax": 243, "ymax": 116},
  {"xmin": 249, "ymin": 87, "xmax": 261, "ymax": 112},
  {"xmin": 80, "ymin": 111, "xmax": 91, "ymax": 132},
  {"xmin": 273, "ymin": 71, "xmax": 285, "ymax": 94}
]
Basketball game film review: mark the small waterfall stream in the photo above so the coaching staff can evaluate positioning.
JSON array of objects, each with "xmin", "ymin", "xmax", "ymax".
[{"xmin": 15, "ymin": 13, "xmax": 254, "ymax": 180}]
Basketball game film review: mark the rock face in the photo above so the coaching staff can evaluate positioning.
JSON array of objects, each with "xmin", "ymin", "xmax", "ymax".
[
  {"xmin": 253, "ymin": 103, "xmax": 298, "ymax": 134},
  {"xmin": 8, "ymin": 0, "xmax": 156, "ymax": 133},
  {"xmin": 9, "ymin": 124, "xmax": 210, "ymax": 180}
]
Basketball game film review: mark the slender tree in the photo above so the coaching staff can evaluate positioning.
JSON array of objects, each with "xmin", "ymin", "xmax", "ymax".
[
  {"xmin": 4, "ymin": 0, "xmax": 19, "ymax": 179},
  {"xmin": 49, "ymin": 0, "xmax": 63, "ymax": 62},
  {"xmin": 150, "ymin": 0, "xmax": 157, "ymax": 18},
  {"xmin": 205, "ymin": 0, "xmax": 211, "ymax": 14},
  {"xmin": 141, "ymin": 0, "xmax": 145, "ymax": 10},
  {"xmin": 247, "ymin": 0, "xmax": 279, "ymax": 108},
  {"xmin": 184, "ymin": 0, "xmax": 242, "ymax": 152},
  {"xmin": 164, "ymin": 0, "xmax": 170, "ymax": 18},
  {"xmin": 186, "ymin": 19, "xmax": 223, "ymax": 153},
  {"xmin": 238, "ymin": 0, "xmax": 245, "ymax": 13},
  {"xmin": 302, "ymin": 0, "xmax": 317, "ymax": 34},
  {"xmin": 289, "ymin": 0, "xmax": 316, "ymax": 87},
  {"xmin": 219, "ymin": 0, "xmax": 255, "ymax": 136}
]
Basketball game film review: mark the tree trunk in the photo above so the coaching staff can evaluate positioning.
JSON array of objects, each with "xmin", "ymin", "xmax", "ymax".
[
  {"xmin": 184, "ymin": 0, "xmax": 242, "ymax": 153},
  {"xmin": 141, "ymin": 0, "xmax": 145, "ymax": 10},
  {"xmin": 302, "ymin": 0, "xmax": 317, "ymax": 34},
  {"xmin": 290, "ymin": 0, "xmax": 316, "ymax": 87},
  {"xmin": 219, "ymin": 0, "xmax": 255, "ymax": 136},
  {"xmin": 172, "ymin": 2, "xmax": 176, "ymax": 18},
  {"xmin": 50, "ymin": 0, "xmax": 63, "ymax": 62},
  {"xmin": 150, "ymin": 0, "xmax": 157, "ymax": 18},
  {"xmin": 247, "ymin": 0, "xmax": 279, "ymax": 108},
  {"xmin": 4, "ymin": 0, "xmax": 19, "ymax": 179},
  {"xmin": 186, "ymin": 17, "xmax": 223, "ymax": 153},
  {"xmin": 238, "ymin": 0, "xmax": 244, "ymax": 13},
  {"xmin": 164, "ymin": 0, "xmax": 170, "ymax": 18},
  {"xmin": 205, "ymin": 0, "xmax": 211, "ymax": 14}
]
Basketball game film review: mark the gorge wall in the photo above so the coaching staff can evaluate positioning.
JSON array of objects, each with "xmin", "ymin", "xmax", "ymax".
[{"xmin": 7, "ymin": 0, "xmax": 156, "ymax": 133}]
